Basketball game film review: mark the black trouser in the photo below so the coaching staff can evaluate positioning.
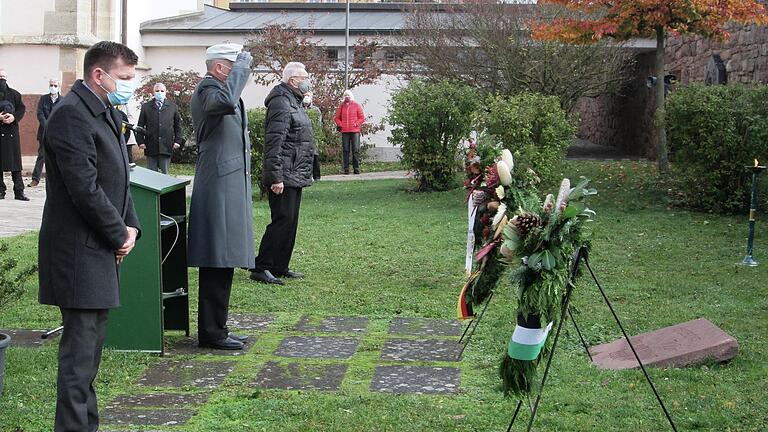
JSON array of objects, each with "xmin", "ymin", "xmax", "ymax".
[
  {"xmin": 0, "ymin": 170, "xmax": 24, "ymax": 196},
  {"xmin": 55, "ymin": 308, "xmax": 109, "ymax": 432},
  {"xmin": 341, "ymin": 132, "xmax": 361, "ymax": 174},
  {"xmin": 254, "ymin": 187, "xmax": 303, "ymax": 275},
  {"xmin": 31, "ymin": 140, "xmax": 45, "ymax": 181},
  {"xmin": 198, "ymin": 267, "xmax": 234, "ymax": 343}
]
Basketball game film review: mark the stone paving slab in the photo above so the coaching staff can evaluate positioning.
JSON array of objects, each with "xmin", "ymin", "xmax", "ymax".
[
  {"xmin": 0, "ymin": 329, "xmax": 59, "ymax": 347},
  {"xmin": 388, "ymin": 317, "xmax": 463, "ymax": 337},
  {"xmin": 294, "ymin": 315, "xmax": 369, "ymax": 333},
  {"xmin": 370, "ymin": 365, "xmax": 460, "ymax": 395},
  {"xmin": 380, "ymin": 338, "xmax": 463, "ymax": 362},
  {"xmin": 0, "ymin": 174, "xmax": 46, "ymax": 238},
  {"xmin": 226, "ymin": 313, "xmax": 275, "ymax": 331},
  {"xmin": 274, "ymin": 336, "xmax": 360, "ymax": 359},
  {"xmin": 252, "ymin": 361, "xmax": 348, "ymax": 391},
  {"xmin": 106, "ymin": 393, "xmax": 209, "ymax": 409},
  {"xmin": 101, "ymin": 408, "xmax": 195, "ymax": 427},
  {"xmin": 165, "ymin": 336, "xmax": 256, "ymax": 357},
  {"xmin": 138, "ymin": 360, "xmax": 235, "ymax": 389}
]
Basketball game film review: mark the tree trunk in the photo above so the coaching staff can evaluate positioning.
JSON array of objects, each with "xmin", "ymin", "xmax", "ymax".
[{"xmin": 655, "ymin": 27, "xmax": 670, "ymax": 173}]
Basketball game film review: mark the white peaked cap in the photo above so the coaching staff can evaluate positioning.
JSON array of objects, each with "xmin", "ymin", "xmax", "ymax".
[{"xmin": 206, "ymin": 43, "xmax": 243, "ymax": 62}]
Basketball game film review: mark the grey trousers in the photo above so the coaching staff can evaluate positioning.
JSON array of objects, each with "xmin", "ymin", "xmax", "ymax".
[
  {"xmin": 31, "ymin": 140, "xmax": 45, "ymax": 181},
  {"xmin": 146, "ymin": 155, "xmax": 170, "ymax": 174},
  {"xmin": 55, "ymin": 308, "xmax": 109, "ymax": 432}
]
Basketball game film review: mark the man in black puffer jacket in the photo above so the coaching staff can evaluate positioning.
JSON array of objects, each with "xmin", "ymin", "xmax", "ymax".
[{"xmin": 251, "ymin": 61, "xmax": 315, "ymax": 285}]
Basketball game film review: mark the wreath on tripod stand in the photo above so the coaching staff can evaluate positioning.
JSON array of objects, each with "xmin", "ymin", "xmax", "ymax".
[{"xmin": 498, "ymin": 178, "xmax": 597, "ymax": 397}]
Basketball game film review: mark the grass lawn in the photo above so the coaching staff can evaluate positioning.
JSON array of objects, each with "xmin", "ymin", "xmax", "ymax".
[
  {"xmin": 164, "ymin": 161, "xmax": 406, "ymax": 178},
  {"xmin": 1, "ymin": 160, "xmax": 767, "ymax": 431}
]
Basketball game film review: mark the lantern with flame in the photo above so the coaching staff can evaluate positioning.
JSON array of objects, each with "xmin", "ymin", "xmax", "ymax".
[{"xmin": 740, "ymin": 158, "xmax": 766, "ymax": 266}]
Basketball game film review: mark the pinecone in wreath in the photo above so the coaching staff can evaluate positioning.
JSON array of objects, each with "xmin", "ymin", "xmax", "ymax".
[{"xmin": 511, "ymin": 213, "xmax": 543, "ymax": 237}]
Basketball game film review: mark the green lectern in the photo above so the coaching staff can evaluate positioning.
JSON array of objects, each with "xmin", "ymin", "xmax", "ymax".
[{"xmin": 105, "ymin": 166, "xmax": 191, "ymax": 353}]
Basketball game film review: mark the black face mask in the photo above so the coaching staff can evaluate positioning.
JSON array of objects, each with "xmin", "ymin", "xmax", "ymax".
[{"xmin": 0, "ymin": 79, "xmax": 7, "ymax": 94}]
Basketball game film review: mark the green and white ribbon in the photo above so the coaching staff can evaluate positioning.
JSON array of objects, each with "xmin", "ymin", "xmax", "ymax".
[{"xmin": 507, "ymin": 321, "xmax": 553, "ymax": 361}]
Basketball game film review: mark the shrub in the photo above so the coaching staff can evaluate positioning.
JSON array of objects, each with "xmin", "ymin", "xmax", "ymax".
[
  {"xmin": 666, "ymin": 84, "xmax": 768, "ymax": 213},
  {"xmin": 248, "ymin": 108, "xmax": 267, "ymax": 198},
  {"xmin": 477, "ymin": 93, "xmax": 576, "ymax": 185},
  {"xmin": 248, "ymin": 106, "xmax": 325, "ymax": 198},
  {"xmin": 134, "ymin": 68, "xmax": 202, "ymax": 164},
  {"xmin": 0, "ymin": 242, "xmax": 36, "ymax": 309},
  {"xmin": 388, "ymin": 80, "xmax": 479, "ymax": 191}
]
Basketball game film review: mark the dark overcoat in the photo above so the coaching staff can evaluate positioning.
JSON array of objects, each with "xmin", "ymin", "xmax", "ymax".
[
  {"xmin": 0, "ymin": 86, "xmax": 25, "ymax": 171},
  {"xmin": 38, "ymin": 80, "xmax": 141, "ymax": 309},
  {"xmin": 187, "ymin": 59, "xmax": 254, "ymax": 268},
  {"xmin": 262, "ymin": 83, "xmax": 314, "ymax": 189},
  {"xmin": 136, "ymin": 98, "xmax": 182, "ymax": 157},
  {"xmin": 37, "ymin": 93, "xmax": 60, "ymax": 142}
]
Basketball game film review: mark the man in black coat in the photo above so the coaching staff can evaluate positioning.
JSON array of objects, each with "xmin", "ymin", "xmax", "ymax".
[
  {"xmin": 38, "ymin": 41, "xmax": 141, "ymax": 432},
  {"xmin": 250, "ymin": 61, "xmax": 315, "ymax": 285},
  {"xmin": 136, "ymin": 82, "xmax": 182, "ymax": 174},
  {"xmin": 0, "ymin": 69, "xmax": 29, "ymax": 200},
  {"xmin": 29, "ymin": 78, "xmax": 62, "ymax": 187}
]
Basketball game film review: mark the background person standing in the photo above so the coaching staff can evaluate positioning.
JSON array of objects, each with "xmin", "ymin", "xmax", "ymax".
[
  {"xmin": 334, "ymin": 89, "xmax": 365, "ymax": 175},
  {"xmin": 0, "ymin": 69, "xmax": 29, "ymax": 200},
  {"xmin": 250, "ymin": 61, "xmax": 315, "ymax": 285},
  {"xmin": 136, "ymin": 83, "xmax": 182, "ymax": 174},
  {"xmin": 29, "ymin": 78, "xmax": 61, "ymax": 187},
  {"xmin": 187, "ymin": 43, "xmax": 254, "ymax": 350}
]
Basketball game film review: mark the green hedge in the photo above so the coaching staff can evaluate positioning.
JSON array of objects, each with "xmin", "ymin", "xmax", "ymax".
[
  {"xmin": 388, "ymin": 80, "xmax": 479, "ymax": 191},
  {"xmin": 248, "ymin": 107, "xmax": 324, "ymax": 199},
  {"xmin": 666, "ymin": 84, "xmax": 768, "ymax": 213},
  {"xmin": 478, "ymin": 93, "xmax": 575, "ymax": 185}
]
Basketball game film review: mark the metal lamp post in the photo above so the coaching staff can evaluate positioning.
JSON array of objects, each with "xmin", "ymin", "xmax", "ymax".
[
  {"xmin": 345, "ymin": 0, "xmax": 350, "ymax": 91},
  {"xmin": 740, "ymin": 159, "xmax": 766, "ymax": 266}
]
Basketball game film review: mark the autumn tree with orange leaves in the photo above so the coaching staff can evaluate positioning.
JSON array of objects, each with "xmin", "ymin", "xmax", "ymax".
[{"xmin": 532, "ymin": 0, "xmax": 768, "ymax": 173}]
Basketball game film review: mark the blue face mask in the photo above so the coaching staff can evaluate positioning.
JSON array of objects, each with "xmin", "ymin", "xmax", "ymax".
[
  {"xmin": 99, "ymin": 71, "xmax": 135, "ymax": 105},
  {"xmin": 155, "ymin": 91, "xmax": 166, "ymax": 102},
  {"xmin": 298, "ymin": 79, "xmax": 312, "ymax": 94}
]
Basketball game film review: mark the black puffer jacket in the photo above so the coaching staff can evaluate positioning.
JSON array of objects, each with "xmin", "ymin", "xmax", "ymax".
[{"xmin": 263, "ymin": 83, "xmax": 314, "ymax": 188}]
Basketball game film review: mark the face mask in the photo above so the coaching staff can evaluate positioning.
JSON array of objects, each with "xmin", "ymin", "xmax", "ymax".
[
  {"xmin": 297, "ymin": 79, "xmax": 312, "ymax": 94},
  {"xmin": 99, "ymin": 71, "xmax": 135, "ymax": 106},
  {"xmin": 49, "ymin": 86, "xmax": 59, "ymax": 95},
  {"xmin": 155, "ymin": 91, "xmax": 166, "ymax": 102},
  {"xmin": 302, "ymin": 95, "xmax": 312, "ymax": 106},
  {"xmin": 220, "ymin": 63, "xmax": 232, "ymax": 80}
]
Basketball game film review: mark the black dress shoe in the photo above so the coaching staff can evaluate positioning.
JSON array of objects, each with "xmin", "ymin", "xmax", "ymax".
[
  {"xmin": 14, "ymin": 194, "xmax": 30, "ymax": 201},
  {"xmin": 249, "ymin": 270, "xmax": 284, "ymax": 285},
  {"xmin": 198, "ymin": 336, "xmax": 244, "ymax": 350},
  {"xmin": 275, "ymin": 270, "xmax": 304, "ymax": 279},
  {"xmin": 228, "ymin": 332, "xmax": 249, "ymax": 342}
]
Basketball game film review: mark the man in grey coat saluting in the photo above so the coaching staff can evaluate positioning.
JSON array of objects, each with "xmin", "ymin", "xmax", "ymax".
[{"xmin": 187, "ymin": 43, "xmax": 253, "ymax": 350}]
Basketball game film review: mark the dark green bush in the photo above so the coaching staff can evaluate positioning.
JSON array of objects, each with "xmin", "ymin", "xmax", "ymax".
[
  {"xmin": 0, "ymin": 242, "xmax": 36, "ymax": 309},
  {"xmin": 478, "ymin": 93, "xmax": 576, "ymax": 185},
  {"xmin": 666, "ymin": 84, "xmax": 768, "ymax": 213},
  {"xmin": 388, "ymin": 80, "xmax": 479, "ymax": 191},
  {"xmin": 248, "ymin": 107, "xmax": 325, "ymax": 198},
  {"xmin": 248, "ymin": 108, "xmax": 267, "ymax": 198}
]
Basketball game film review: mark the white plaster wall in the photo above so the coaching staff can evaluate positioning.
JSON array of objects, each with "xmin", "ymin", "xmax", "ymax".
[
  {"xmin": 125, "ymin": 0, "xmax": 200, "ymax": 64},
  {"xmin": 0, "ymin": 0, "xmax": 55, "ymax": 37},
  {"xmin": 0, "ymin": 45, "xmax": 61, "ymax": 94}
]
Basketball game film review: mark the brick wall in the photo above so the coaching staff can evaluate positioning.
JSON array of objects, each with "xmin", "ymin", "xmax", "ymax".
[
  {"xmin": 19, "ymin": 94, "xmax": 41, "ymax": 156},
  {"xmin": 665, "ymin": 23, "xmax": 768, "ymax": 85}
]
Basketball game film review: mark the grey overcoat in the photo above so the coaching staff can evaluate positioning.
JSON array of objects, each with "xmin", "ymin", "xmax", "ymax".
[{"xmin": 187, "ymin": 59, "xmax": 254, "ymax": 268}]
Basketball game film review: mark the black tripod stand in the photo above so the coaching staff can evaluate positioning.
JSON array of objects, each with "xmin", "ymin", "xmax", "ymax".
[{"xmin": 506, "ymin": 246, "xmax": 678, "ymax": 432}]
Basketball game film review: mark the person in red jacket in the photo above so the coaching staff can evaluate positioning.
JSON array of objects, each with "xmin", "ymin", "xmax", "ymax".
[{"xmin": 334, "ymin": 89, "xmax": 365, "ymax": 174}]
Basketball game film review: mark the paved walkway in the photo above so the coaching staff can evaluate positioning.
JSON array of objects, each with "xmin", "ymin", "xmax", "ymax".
[{"xmin": 0, "ymin": 170, "xmax": 411, "ymax": 239}]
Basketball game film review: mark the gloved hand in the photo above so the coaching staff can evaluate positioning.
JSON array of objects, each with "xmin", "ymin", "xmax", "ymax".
[{"xmin": 235, "ymin": 51, "xmax": 253, "ymax": 66}]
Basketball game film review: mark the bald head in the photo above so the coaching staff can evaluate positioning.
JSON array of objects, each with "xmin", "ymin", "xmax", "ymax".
[
  {"xmin": 153, "ymin": 83, "xmax": 166, "ymax": 92},
  {"xmin": 0, "ymin": 70, "xmax": 7, "ymax": 80}
]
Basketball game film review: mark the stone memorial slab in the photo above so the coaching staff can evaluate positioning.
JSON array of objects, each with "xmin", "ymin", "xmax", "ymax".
[
  {"xmin": 590, "ymin": 318, "xmax": 739, "ymax": 370},
  {"xmin": 106, "ymin": 393, "xmax": 209, "ymax": 409},
  {"xmin": 0, "ymin": 329, "xmax": 58, "ymax": 347},
  {"xmin": 388, "ymin": 318, "xmax": 463, "ymax": 337},
  {"xmin": 165, "ymin": 336, "xmax": 255, "ymax": 357},
  {"xmin": 102, "ymin": 408, "xmax": 195, "ymax": 426},
  {"xmin": 294, "ymin": 315, "xmax": 369, "ymax": 333},
  {"xmin": 380, "ymin": 338, "xmax": 463, "ymax": 362},
  {"xmin": 252, "ymin": 361, "xmax": 348, "ymax": 391},
  {"xmin": 274, "ymin": 336, "xmax": 360, "ymax": 359},
  {"xmin": 370, "ymin": 365, "xmax": 460, "ymax": 395},
  {"xmin": 138, "ymin": 360, "xmax": 235, "ymax": 388},
  {"xmin": 226, "ymin": 313, "xmax": 274, "ymax": 331}
]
